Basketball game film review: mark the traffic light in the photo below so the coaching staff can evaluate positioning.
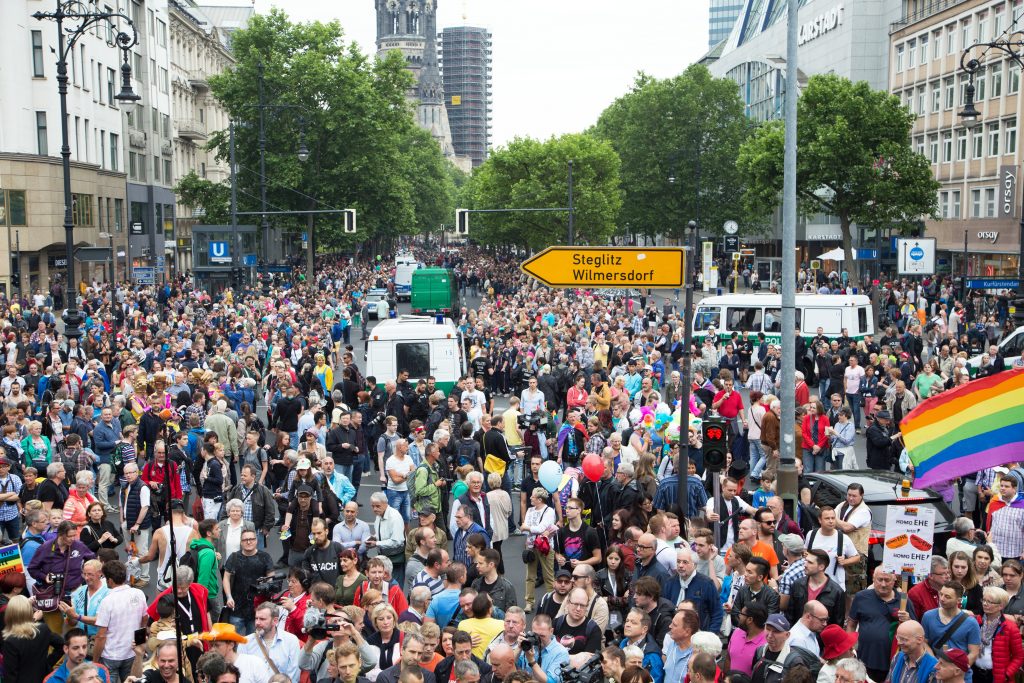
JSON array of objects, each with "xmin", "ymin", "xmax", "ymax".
[
  {"xmin": 343, "ymin": 209, "xmax": 357, "ymax": 234},
  {"xmin": 455, "ymin": 209, "xmax": 469, "ymax": 235},
  {"xmin": 702, "ymin": 416, "xmax": 729, "ymax": 473}
]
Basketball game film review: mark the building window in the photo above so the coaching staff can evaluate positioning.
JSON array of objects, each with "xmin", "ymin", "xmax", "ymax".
[
  {"xmin": 973, "ymin": 129, "xmax": 984, "ymax": 158},
  {"xmin": 153, "ymin": 155, "xmax": 160, "ymax": 182},
  {"xmin": 0, "ymin": 191, "xmax": 28, "ymax": 227},
  {"xmin": 942, "ymin": 131, "xmax": 953, "ymax": 162},
  {"xmin": 989, "ymin": 122, "xmax": 1001, "ymax": 156},
  {"xmin": 31, "ymin": 30, "xmax": 45, "ymax": 77},
  {"xmin": 163, "ymin": 159, "xmax": 171, "ymax": 182},
  {"xmin": 945, "ymin": 77, "xmax": 955, "ymax": 108},
  {"xmin": 1010, "ymin": 64, "xmax": 1021, "ymax": 94},
  {"xmin": 1006, "ymin": 119, "xmax": 1017, "ymax": 154},
  {"xmin": 162, "ymin": 114, "xmax": 170, "ymax": 138},
  {"xmin": 114, "ymin": 198, "xmax": 124, "ymax": 232},
  {"xmin": 932, "ymin": 81, "xmax": 941, "ymax": 112},
  {"xmin": 915, "ymin": 135, "xmax": 925, "ymax": 157},
  {"xmin": 993, "ymin": 64, "xmax": 1003, "ymax": 98},
  {"xmin": 71, "ymin": 193, "xmax": 94, "ymax": 227},
  {"xmin": 917, "ymin": 86, "xmax": 926, "ymax": 116},
  {"xmin": 80, "ymin": 44, "xmax": 87, "ymax": 90},
  {"xmin": 947, "ymin": 24, "xmax": 957, "ymax": 54},
  {"xmin": 160, "ymin": 67, "xmax": 168, "ymax": 94},
  {"xmin": 929, "ymin": 135, "xmax": 939, "ymax": 163},
  {"xmin": 157, "ymin": 19, "xmax": 166, "ymax": 47},
  {"xmin": 918, "ymin": 35, "xmax": 928, "ymax": 64},
  {"xmin": 97, "ymin": 195, "xmax": 104, "ymax": 229},
  {"xmin": 151, "ymin": 107, "xmax": 158, "ymax": 135},
  {"xmin": 107, "ymin": 67, "xmax": 115, "ymax": 104},
  {"xmin": 972, "ymin": 188, "xmax": 982, "ymax": 217},
  {"xmin": 962, "ymin": 20, "xmax": 971, "ymax": 52},
  {"xmin": 148, "ymin": 8, "xmax": 155, "ymax": 37},
  {"xmin": 908, "ymin": 39, "xmax": 917, "ymax": 68},
  {"xmin": 985, "ymin": 187, "xmax": 996, "ymax": 217},
  {"xmin": 940, "ymin": 191, "xmax": 950, "ymax": 218},
  {"xmin": 957, "ymin": 129, "xmax": 968, "ymax": 160},
  {"xmin": 933, "ymin": 30, "xmax": 942, "ymax": 59},
  {"xmin": 977, "ymin": 72, "xmax": 987, "ymax": 100},
  {"xmin": 993, "ymin": 11, "xmax": 1004, "ymax": 39},
  {"xmin": 109, "ymin": 133, "xmax": 118, "ymax": 171},
  {"xmin": 951, "ymin": 190, "xmax": 961, "ymax": 218},
  {"xmin": 978, "ymin": 13, "xmax": 989, "ymax": 44},
  {"xmin": 960, "ymin": 74, "xmax": 970, "ymax": 105},
  {"xmin": 99, "ymin": 130, "xmax": 105, "ymax": 168},
  {"xmin": 35, "ymin": 111, "xmax": 47, "ymax": 156},
  {"xmin": 896, "ymin": 45, "xmax": 905, "ymax": 72}
]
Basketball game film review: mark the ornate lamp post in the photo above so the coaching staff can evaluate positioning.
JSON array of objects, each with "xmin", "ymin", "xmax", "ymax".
[{"xmin": 34, "ymin": 1, "xmax": 140, "ymax": 339}]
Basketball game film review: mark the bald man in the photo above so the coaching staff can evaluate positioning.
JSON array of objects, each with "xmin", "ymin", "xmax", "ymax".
[
  {"xmin": 889, "ymin": 621, "xmax": 938, "ymax": 683},
  {"xmin": 484, "ymin": 643, "xmax": 517, "ymax": 683},
  {"xmin": 633, "ymin": 533, "xmax": 670, "ymax": 583}
]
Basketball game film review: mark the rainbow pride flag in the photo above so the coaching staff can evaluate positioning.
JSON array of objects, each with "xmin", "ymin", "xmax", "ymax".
[{"xmin": 901, "ymin": 369, "xmax": 1024, "ymax": 488}]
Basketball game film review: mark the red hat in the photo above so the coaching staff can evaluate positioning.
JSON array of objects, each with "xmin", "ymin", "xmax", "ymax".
[
  {"xmin": 937, "ymin": 648, "xmax": 970, "ymax": 673},
  {"xmin": 820, "ymin": 624, "xmax": 858, "ymax": 660}
]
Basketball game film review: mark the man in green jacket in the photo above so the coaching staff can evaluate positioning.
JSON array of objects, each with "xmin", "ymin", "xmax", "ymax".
[
  {"xmin": 191, "ymin": 519, "xmax": 222, "ymax": 624},
  {"xmin": 412, "ymin": 443, "xmax": 445, "ymax": 516}
]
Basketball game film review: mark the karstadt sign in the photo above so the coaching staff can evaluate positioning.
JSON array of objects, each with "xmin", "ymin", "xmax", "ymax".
[{"xmin": 799, "ymin": 4, "xmax": 845, "ymax": 46}]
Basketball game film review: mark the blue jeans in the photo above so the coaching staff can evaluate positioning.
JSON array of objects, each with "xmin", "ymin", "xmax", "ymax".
[
  {"xmin": 845, "ymin": 392, "xmax": 862, "ymax": 430},
  {"xmin": 288, "ymin": 431, "xmax": 299, "ymax": 449},
  {"xmin": 229, "ymin": 614, "xmax": 256, "ymax": 636},
  {"xmin": 103, "ymin": 657, "xmax": 135, "ymax": 683},
  {"xmin": 337, "ymin": 463, "xmax": 354, "ymax": 481},
  {"xmin": 818, "ymin": 379, "xmax": 831, "ymax": 400},
  {"xmin": 804, "ymin": 448, "xmax": 828, "ymax": 473},
  {"xmin": 0, "ymin": 516, "xmax": 20, "ymax": 544},
  {"xmin": 749, "ymin": 440, "xmax": 768, "ymax": 479},
  {"xmin": 386, "ymin": 488, "xmax": 410, "ymax": 523}
]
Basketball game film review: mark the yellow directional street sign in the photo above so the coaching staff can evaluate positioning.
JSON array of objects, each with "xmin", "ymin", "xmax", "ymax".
[{"xmin": 520, "ymin": 246, "xmax": 685, "ymax": 289}]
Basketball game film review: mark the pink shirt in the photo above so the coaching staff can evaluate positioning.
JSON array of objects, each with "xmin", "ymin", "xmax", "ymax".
[{"xmin": 727, "ymin": 627, "xmax": 767, "ymax": 675}]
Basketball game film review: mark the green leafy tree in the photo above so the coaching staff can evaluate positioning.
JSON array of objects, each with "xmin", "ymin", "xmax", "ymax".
[
  {"xmin": 173, "ymin": 171, "xmax": 230, "ymax": 225},
  {"xmin": 465, "ymin": 133, "xmax": 622, "ymax": 250},
  {"xmin": 205, "ymin": 9, "xmax": 455, "ymax": 252},
  {"xmin": 592, "ymin": 65, "xmax": 762, "ymax": 241},
  {"xmin": 738, "ymin": 74, "xmax": 939, "ymax": 282}
]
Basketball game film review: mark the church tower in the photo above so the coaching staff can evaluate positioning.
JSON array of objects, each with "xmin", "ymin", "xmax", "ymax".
[{"xmin": 376, "ymin": 0, "xmax": 460, "ymax": 163}]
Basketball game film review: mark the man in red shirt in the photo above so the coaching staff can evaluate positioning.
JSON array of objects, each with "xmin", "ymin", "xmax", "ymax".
[
  {"xmin": 908, "ymin": 555, "xmax": 949, "ymax": 618},
  {"xmin": 711, "ymin": 371, "xmax": 747, "ymax": 434}
]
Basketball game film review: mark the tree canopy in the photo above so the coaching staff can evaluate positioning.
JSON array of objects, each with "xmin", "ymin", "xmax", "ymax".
[
  {"xmin": 462, "ymin": 133, "xmax": 623, "ymax": 250},
  {"xmin": 203, "ymin": 9, "xmax": 458, "ymax": 253},
  {"xmin": 592, "ymin": 65, "xmax": 762, "ymax": 241},
  {"xmin": 737, "ymin": 74, "xmax": 939, "ymax": 280}
]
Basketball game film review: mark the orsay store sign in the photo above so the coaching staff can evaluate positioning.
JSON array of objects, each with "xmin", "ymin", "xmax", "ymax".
[{"xmin": 799, "ymin": 4, "xmax": 845, "ymax": 46}]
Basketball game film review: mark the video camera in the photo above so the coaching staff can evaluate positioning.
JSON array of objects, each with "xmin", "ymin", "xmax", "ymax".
[
  {"xmin": 303, "ymin": 606, "xmax": 346, "ymax": 640},
  {"xmin": 255, "ymin": 571, "xmax": 287, "ymax": 600},
  {"xmin": 519, "ymin": 631, "xmax": 541, "ymax": 652},
  {"xmin": 560, "ymin": 653, "xmax": 603, "ymax": 683},
  {"xmin": 517, "ymin": 412, "xmax": 548, "ymax": 430}
]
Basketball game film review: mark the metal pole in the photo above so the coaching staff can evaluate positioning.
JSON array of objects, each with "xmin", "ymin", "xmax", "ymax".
[
  {"xmin": 777, "ymin": 0, "xmax": 799, "ymax": 517},
  {"xmin": 56, "ymin": 8, "xmax": 81, "ymax": 340},
  {"xmin": 15, "ymin": 232, "xmax": 21, "ymax": 301},
  {"xmin": 567, "ymin": 160, "xmax": 575, "ymax": 246},
  {"xmin": 230, "ymin": 120, "xmax": 238, "ymax": 270},
  {"xmin": 962, "ymin": 229, "xmax": 968, "ymax": 303},
  {"xmin": 306, "ymin": 209, "xmax": 315, "ymax": 285},
  {"xmin": 677, "ymin": 222, "xmax": 695, "ymax": 516},
  {"xmin": 6, "ymin": 221, "xmax": 11, "ymax": 299},
  {"xmin": 257, "ymin": 62, "xmax": 269, "ymax": 264}
]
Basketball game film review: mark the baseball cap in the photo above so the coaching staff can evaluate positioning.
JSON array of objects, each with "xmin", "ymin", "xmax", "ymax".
[
  {"xmin": 296, "ymin": 484, "xmax": 314, "ymax": 497},
  {"xmin": 778, "ymin": 534, "xmax": 804, "ymax": 554},
  {"xmin": 296, "ymin": 458, "xmax": 312, "ymax": 470},
  {"xmin": 417, "ymin": 504, "xmax": 437, "ymax": 517},
  {"xmin": 936, "ymin": 649, "xmax": 970, "ymax": 673},
  {"xmin": 765, "ymin": 614, "xmax": 791, "ymax": 631},
  {"xmin": 555, "ymin": 569, "xmax": 572, "ymax": 580}
]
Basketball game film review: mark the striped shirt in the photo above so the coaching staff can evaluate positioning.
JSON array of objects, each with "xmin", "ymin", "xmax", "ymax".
[{"xmin": 412, "ymin": 568, "xmax": 446, "ymax": 596}]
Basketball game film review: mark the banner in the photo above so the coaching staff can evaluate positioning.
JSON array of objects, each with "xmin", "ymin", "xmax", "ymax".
[{"xmin": 0, "ymin": 543, "xmax": 24, "ymax": 576}]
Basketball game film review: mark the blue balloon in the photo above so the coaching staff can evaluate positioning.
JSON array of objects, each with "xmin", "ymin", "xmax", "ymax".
[{"xmin": 538, "ymin": 460, "xmax": 563, "ymax": 493}]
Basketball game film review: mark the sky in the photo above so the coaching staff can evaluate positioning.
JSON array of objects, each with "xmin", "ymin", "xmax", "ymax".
[{"xmin": 235, "ymin": 0, "xmax": 711, "ymax": 149}]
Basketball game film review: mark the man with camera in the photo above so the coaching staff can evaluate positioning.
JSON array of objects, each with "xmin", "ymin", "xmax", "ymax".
[
  {"xmin": 298, "ymin": 605, "xmax": 380, "ymax": 682},
  {"xmin": 223, "ymin": 528, "xmax": 275, "ymax": 635},
  {"xmin": 515, "ymin": 614, "xmax": 569, "ymax": 683},
  {"xmin": 238, "ymin": 603, "xmax": 300, "ymax": 680}
]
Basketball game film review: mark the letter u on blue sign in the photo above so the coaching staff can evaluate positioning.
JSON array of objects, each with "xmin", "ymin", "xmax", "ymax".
[{"xmin": 209, "ymin": 241, "xmax": 229, "ymax": 260}]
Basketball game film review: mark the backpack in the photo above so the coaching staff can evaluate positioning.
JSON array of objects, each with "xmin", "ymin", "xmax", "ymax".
[
  {"xmin": 805, "ymin": 528, "xmax": 846, "ymax": 578},
  {"xmin": 456, "ymin": 439, "xmax": 478, "ymax": 467},
  {"xmin": 177, "ymin": 545, "xmax": 203, "ymax": 578},
  {"xmin": 111, "ymin": 442, "xmax": 130, "ymax": 479}
]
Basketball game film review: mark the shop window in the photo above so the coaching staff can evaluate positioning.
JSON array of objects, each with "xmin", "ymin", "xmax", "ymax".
[
  {"xmin": 72, "ymin": 193, "xmax": 94, "ymax": 227},
  {"xmin": 0, "ymin": 191, "xmax": 27, "ymax": 227}
]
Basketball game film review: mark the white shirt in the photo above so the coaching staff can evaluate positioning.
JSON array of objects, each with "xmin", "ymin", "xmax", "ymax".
[
  {"xmin": 239, "ymin": 629, "xmax": 301, "ymax": 682},
  {"xmin": 94, "ymin": 584, "xmax": 149, "ymax": 661},
  {"xmin": 704, "ymin": 496, "xmax": 755, "ymax": 551},
  {"xmin": 804, "ymin": 529, "xmax": 858, "ymax": 584},
  {"xmin": 384, "ymin": 455, "xmax": 415, "ymax": 492},
  {"xmin": 233, "ymin": 651, "xmax": 273, "ymax": 683}
]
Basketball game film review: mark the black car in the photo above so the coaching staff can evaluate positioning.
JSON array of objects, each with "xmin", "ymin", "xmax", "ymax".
[{"xmin": 802, "ymin": 470, "xmax": 956, "ymax": 568}]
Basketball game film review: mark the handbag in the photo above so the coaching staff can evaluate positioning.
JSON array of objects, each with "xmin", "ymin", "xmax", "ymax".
[
  {"xmin": 522, "ymin": 548, "xmax": 536, "ymax": 564},
  {"xmin": 533, "ymin": 534, "xmax": 551, "ymax": 555},
  {"xmin": 33, "ymin": 545, "xmax": 73, "ymax": 612},
  {"xmin": 484, "ymin": 454, "xmax": 507, "ymax": 476}
]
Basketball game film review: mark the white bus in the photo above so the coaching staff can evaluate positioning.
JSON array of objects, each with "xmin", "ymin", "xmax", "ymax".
[{"xmin": 692, "ymin": 294, "xmax": 874, "ymax": 346}]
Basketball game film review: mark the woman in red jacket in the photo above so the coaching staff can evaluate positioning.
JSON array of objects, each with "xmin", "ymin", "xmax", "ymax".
[
  {"xmin": 975, "ymin": 585, "xmax": 1024, "ymax": 683},
  {"xmin": 800, "ymin": 399, "xmax": 831, "ymax": 473}
]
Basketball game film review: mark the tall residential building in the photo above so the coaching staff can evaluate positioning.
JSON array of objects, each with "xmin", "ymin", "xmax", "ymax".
[
  {"xmin": 709, "ymin": 0, "xmax": 744, "ymax": 48},
  {"xmin": 0, "ymin": 0, "xmax": 129, "ymax": 295},
  {"xmin": 439, "ymin": 26, "xmax": 492, "ymax": 168},
  {"xmin": 375, "ymin": 0, "xmax": 472, "ymax": 171},
  {"xmin": 169, "ymin": 0, "xmax": 248, "ymax": 273},
  {"xmin": 122, "ymin": 0, "xmax": 177, "ymax": 282},
  {"xmin": 890, "ymin": 0, "xmax": 1020, "ymax": 280}
]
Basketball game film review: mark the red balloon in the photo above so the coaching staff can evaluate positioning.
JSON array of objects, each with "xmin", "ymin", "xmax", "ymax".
[{"xmin": 582, "ymin": 453, "xmax": 604, "ymax": 483}]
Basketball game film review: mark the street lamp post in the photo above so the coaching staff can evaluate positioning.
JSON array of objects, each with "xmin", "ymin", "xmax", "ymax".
[
  {"xmin": 958, "ymin": 41, "xmax": 1024, "ymax": 317},
  {"xmin": 34, "ymin": 1, "xmax": 139, "ymax": 340}
]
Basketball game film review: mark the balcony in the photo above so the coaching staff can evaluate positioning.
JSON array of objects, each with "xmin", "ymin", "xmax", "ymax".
[
  {"xmin": 176, "ymin": 118, "xmax": 207, "ymax": 141},
  {"xmin": 189, "ymin": 71, "xmax": 210, "ymax": 93}
]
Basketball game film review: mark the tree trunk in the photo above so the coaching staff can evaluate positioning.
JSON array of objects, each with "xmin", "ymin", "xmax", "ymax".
[{"xmin": 841, "ymin": 216, "xmax": 855, "ymax": 289}]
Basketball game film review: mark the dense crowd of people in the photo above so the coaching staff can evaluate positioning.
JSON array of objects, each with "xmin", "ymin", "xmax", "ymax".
[{"xmin": 0, "ymin": 245, "xmax": 1020, "ymax": 683}]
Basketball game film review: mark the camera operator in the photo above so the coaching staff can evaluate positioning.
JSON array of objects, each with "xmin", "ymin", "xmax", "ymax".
[
  {"xmin": 515, "ymin": 614, "xmax": 569, "ymax": 683},
  {"xmin": 223, "ymin": 528, "xmax": 275, "ymax": 634},
  {"xmin": 299, "ymin": 605, "xmax": 380, "ymax": 681}
]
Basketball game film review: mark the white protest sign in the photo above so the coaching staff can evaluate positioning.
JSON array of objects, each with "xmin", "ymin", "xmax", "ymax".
[{"xmin": 881, "ymin": 504, "xmax": 936, "ymax": 578}]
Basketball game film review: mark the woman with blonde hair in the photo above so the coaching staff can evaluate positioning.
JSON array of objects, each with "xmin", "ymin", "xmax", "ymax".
[
  {"xmin": 950, "ymin": 550, "xmax": 984, "ymax": 614},
  {"xmin": 1, "ymin": 594, "xmax": 64, "ymax": 682},
  {"xmin": 366, "ymin": 603, "xmax": 402, "ymax": 672},
  {"xmin": 520, "ymin": 487, "xmax": 557, "ymax": 611},
  {"xmin": 485, "ymin": 471, "xmax": 512, "ymax": 573},
  {"xmin": 634, "ymin": 453, "xmax": 657, "ymax": 499}
]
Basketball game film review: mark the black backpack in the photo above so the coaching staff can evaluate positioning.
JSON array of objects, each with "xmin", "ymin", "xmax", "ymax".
[
  {"xmin": 457, "ymin": 439, "xmax": 479, "ymax": 467},
  {"xmin": 175, "ymin": 545, "xmax": 203, "ymax": 580}
]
